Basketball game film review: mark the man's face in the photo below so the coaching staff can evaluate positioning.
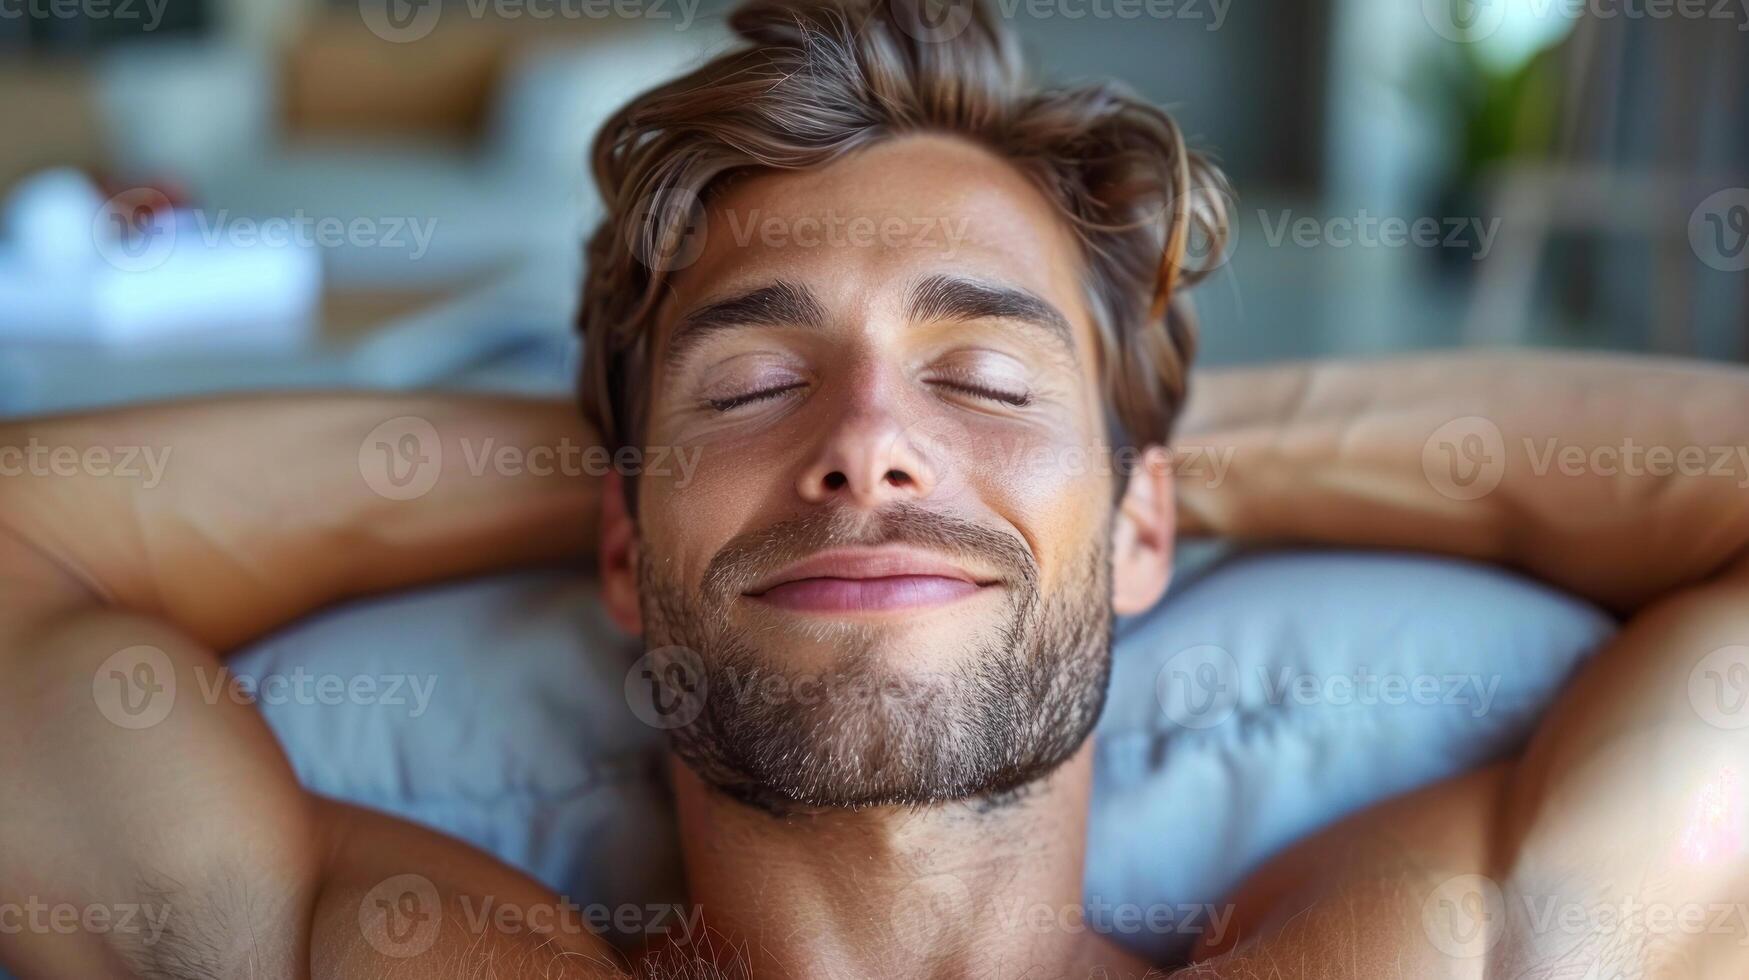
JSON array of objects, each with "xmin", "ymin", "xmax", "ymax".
[{"xmin": 605, "ymin": 135, "xmax": 1171, "ymax": 811}]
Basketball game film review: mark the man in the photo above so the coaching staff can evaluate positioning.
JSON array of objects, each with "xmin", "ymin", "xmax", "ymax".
[{"xmin": 2, "ymin": 0, "xmax": 1746, "ymax": 976}]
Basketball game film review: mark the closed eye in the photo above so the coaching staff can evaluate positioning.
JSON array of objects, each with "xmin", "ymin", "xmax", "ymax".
[
  {"xmin": 932, "ymin": 380, "xmax": 1031, "ymax": 408},
  {"xmin": 707, "ymin": 382, "xmax": 808, "ymax": 412}
]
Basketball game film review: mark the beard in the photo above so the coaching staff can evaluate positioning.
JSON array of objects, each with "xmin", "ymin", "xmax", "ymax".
[{"xmin": 636, "ymin": 503, "xmax": 1113, "ymax": 813}]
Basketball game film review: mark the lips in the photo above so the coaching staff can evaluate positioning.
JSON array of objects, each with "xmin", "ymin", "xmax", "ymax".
[{"xmin": 743, "ymin": 547, "xmax": 998, "ymax": 613}]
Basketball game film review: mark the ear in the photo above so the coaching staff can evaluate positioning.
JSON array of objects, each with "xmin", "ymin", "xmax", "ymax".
[
  {"xmin": 598, "ymin": 470, "xmax": 644, "ymax": 636},
  {"xmin": 1110, "ymin": 445, "xmax": 1176, "ymax": 616}
]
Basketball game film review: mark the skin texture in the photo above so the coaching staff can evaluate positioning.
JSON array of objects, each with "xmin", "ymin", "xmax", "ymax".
[
  {"xmin": 601, "ymin": 137, "xmax": 1177, "ymax": 976},
  {"xmin": 1, "ymin": 137, "xmax": 1747, "ymax": 979}
]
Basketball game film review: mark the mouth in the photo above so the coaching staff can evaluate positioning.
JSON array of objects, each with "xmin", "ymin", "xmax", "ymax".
[{"xmin": 743, "ymin": 546, "xmax": 1002, "ymax": 614}]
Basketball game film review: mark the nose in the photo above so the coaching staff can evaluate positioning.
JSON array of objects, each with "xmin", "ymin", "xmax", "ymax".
[{"xmin": 795, "ymin": 391, "xmax": 941, "ymax": 509}]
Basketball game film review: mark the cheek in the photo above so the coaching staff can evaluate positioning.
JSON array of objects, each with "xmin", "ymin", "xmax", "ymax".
[
  {"xmin": 637, "ymin": 440, "xmax": 788, "ymax": 582},
  {"xmin": 957, "ymin": 420, "xmax": 1115, "ymax": 589}
]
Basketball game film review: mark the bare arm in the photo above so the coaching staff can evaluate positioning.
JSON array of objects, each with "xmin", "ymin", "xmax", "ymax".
[
  {"xmin": 1174, "ymin": 351, "xmax": 1749, "ymax": 612},
  {"xmin": 0, "ymin": 394, "xmax": 616, "ymax": 978},
  {"xmin": 0, "ymin": 393, "xmax": 596, "ymax": 651},
  {"xmin": 1171, "ymin": 353, "xmax": 1749, "ymax": 978},
  {"xmin": 1180, "ymin": 569, "xmax": 1749, "ymax": 980}
]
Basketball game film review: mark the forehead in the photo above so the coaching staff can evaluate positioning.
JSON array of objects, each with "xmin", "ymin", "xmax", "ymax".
[{"xmin": 660, "ymin": 134, "xmax": 1094, "ymax": 343}]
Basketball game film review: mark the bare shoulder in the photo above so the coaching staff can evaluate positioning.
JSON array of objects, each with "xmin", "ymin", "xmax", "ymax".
[
  {"xmin": 1185, "ymin": 568, "xmax": 1749, "ymax": 979},
  {"xmin": 309, "ymin": 799, "xmax": 636, "ymax": 980},
  {"xmin": 1176, "ymin": 764, "xmax": 1508, "ymax": 979}
]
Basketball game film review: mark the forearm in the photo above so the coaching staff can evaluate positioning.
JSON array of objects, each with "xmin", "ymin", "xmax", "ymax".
[
  {"xmin": 0, "ymin": 394, "xmax": 598, "ymax": 651},
  {"xmin": 1175, "ymin": 352, "xmax": 1749, "ymax": 612}
]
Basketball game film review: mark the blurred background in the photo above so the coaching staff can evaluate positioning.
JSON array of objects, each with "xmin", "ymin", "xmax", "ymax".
[{"xmin": 0, "ymin": 0, "xmax": 1745, "ymax": 417}]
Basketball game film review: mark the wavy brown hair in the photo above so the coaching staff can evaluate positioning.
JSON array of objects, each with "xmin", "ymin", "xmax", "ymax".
[{"xmin": 578, "ymin": 0, "xmax": 1231, "ymax": 462}]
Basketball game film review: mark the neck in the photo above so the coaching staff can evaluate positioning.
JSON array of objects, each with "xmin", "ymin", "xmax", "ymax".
[{"xmin": 665, "ymin": 742, "xmax": 1152, "ymax": 980}]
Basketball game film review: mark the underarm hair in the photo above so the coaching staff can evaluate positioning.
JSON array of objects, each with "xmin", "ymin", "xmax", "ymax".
[{"xmin": 117, "ymin": 869, "xmax": 289, "ymax": 980}]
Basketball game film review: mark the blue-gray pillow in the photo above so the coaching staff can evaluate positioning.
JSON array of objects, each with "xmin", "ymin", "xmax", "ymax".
[{"xmin": 230, "ymin": 547, "xmax": 1612, "ymax": 962}]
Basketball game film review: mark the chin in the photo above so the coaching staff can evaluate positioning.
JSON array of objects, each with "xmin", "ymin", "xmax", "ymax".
[
  {"xmin": 659, "ymin": 591, "xmax": 1113, "ymax": 814},
  {"xmin": 731, "ymin": 588, "xmax": 1014, "ymax": 669},
  {"xmin": 637, "ymin": 513, "xmax": 1115, "ymax": 813}
]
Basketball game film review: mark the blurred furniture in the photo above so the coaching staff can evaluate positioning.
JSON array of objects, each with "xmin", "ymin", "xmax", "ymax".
[
  {"xmin": 1465, "ymin": 15, "xmax": 1748, "ymax": 357},
  {"xmin": 0, "ymin": 259, "xmax": 578, "ymax": 418},
  {"xmin": 0, "ymin": 62, "xmax": 106, "ymax": 192},
  {"xmin": 88, "ymin": 15, "xmax": 725, "ymax": 287},
  {"xmin": 0, "ymin": 16, "xmax": 723, "ymax": 416}
]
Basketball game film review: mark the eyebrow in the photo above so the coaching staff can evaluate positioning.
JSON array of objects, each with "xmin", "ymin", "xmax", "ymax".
[
  {"xmin": 904, "ymin": 274, "xmax": 1076, "ymax": 357},
  {"xmin": 661, "ymin": 273, "xmax": 1077, "ymax": 366},
  {"xmin": 665, "ymin": 280, "xmax": 828, "ymax": 363}
]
